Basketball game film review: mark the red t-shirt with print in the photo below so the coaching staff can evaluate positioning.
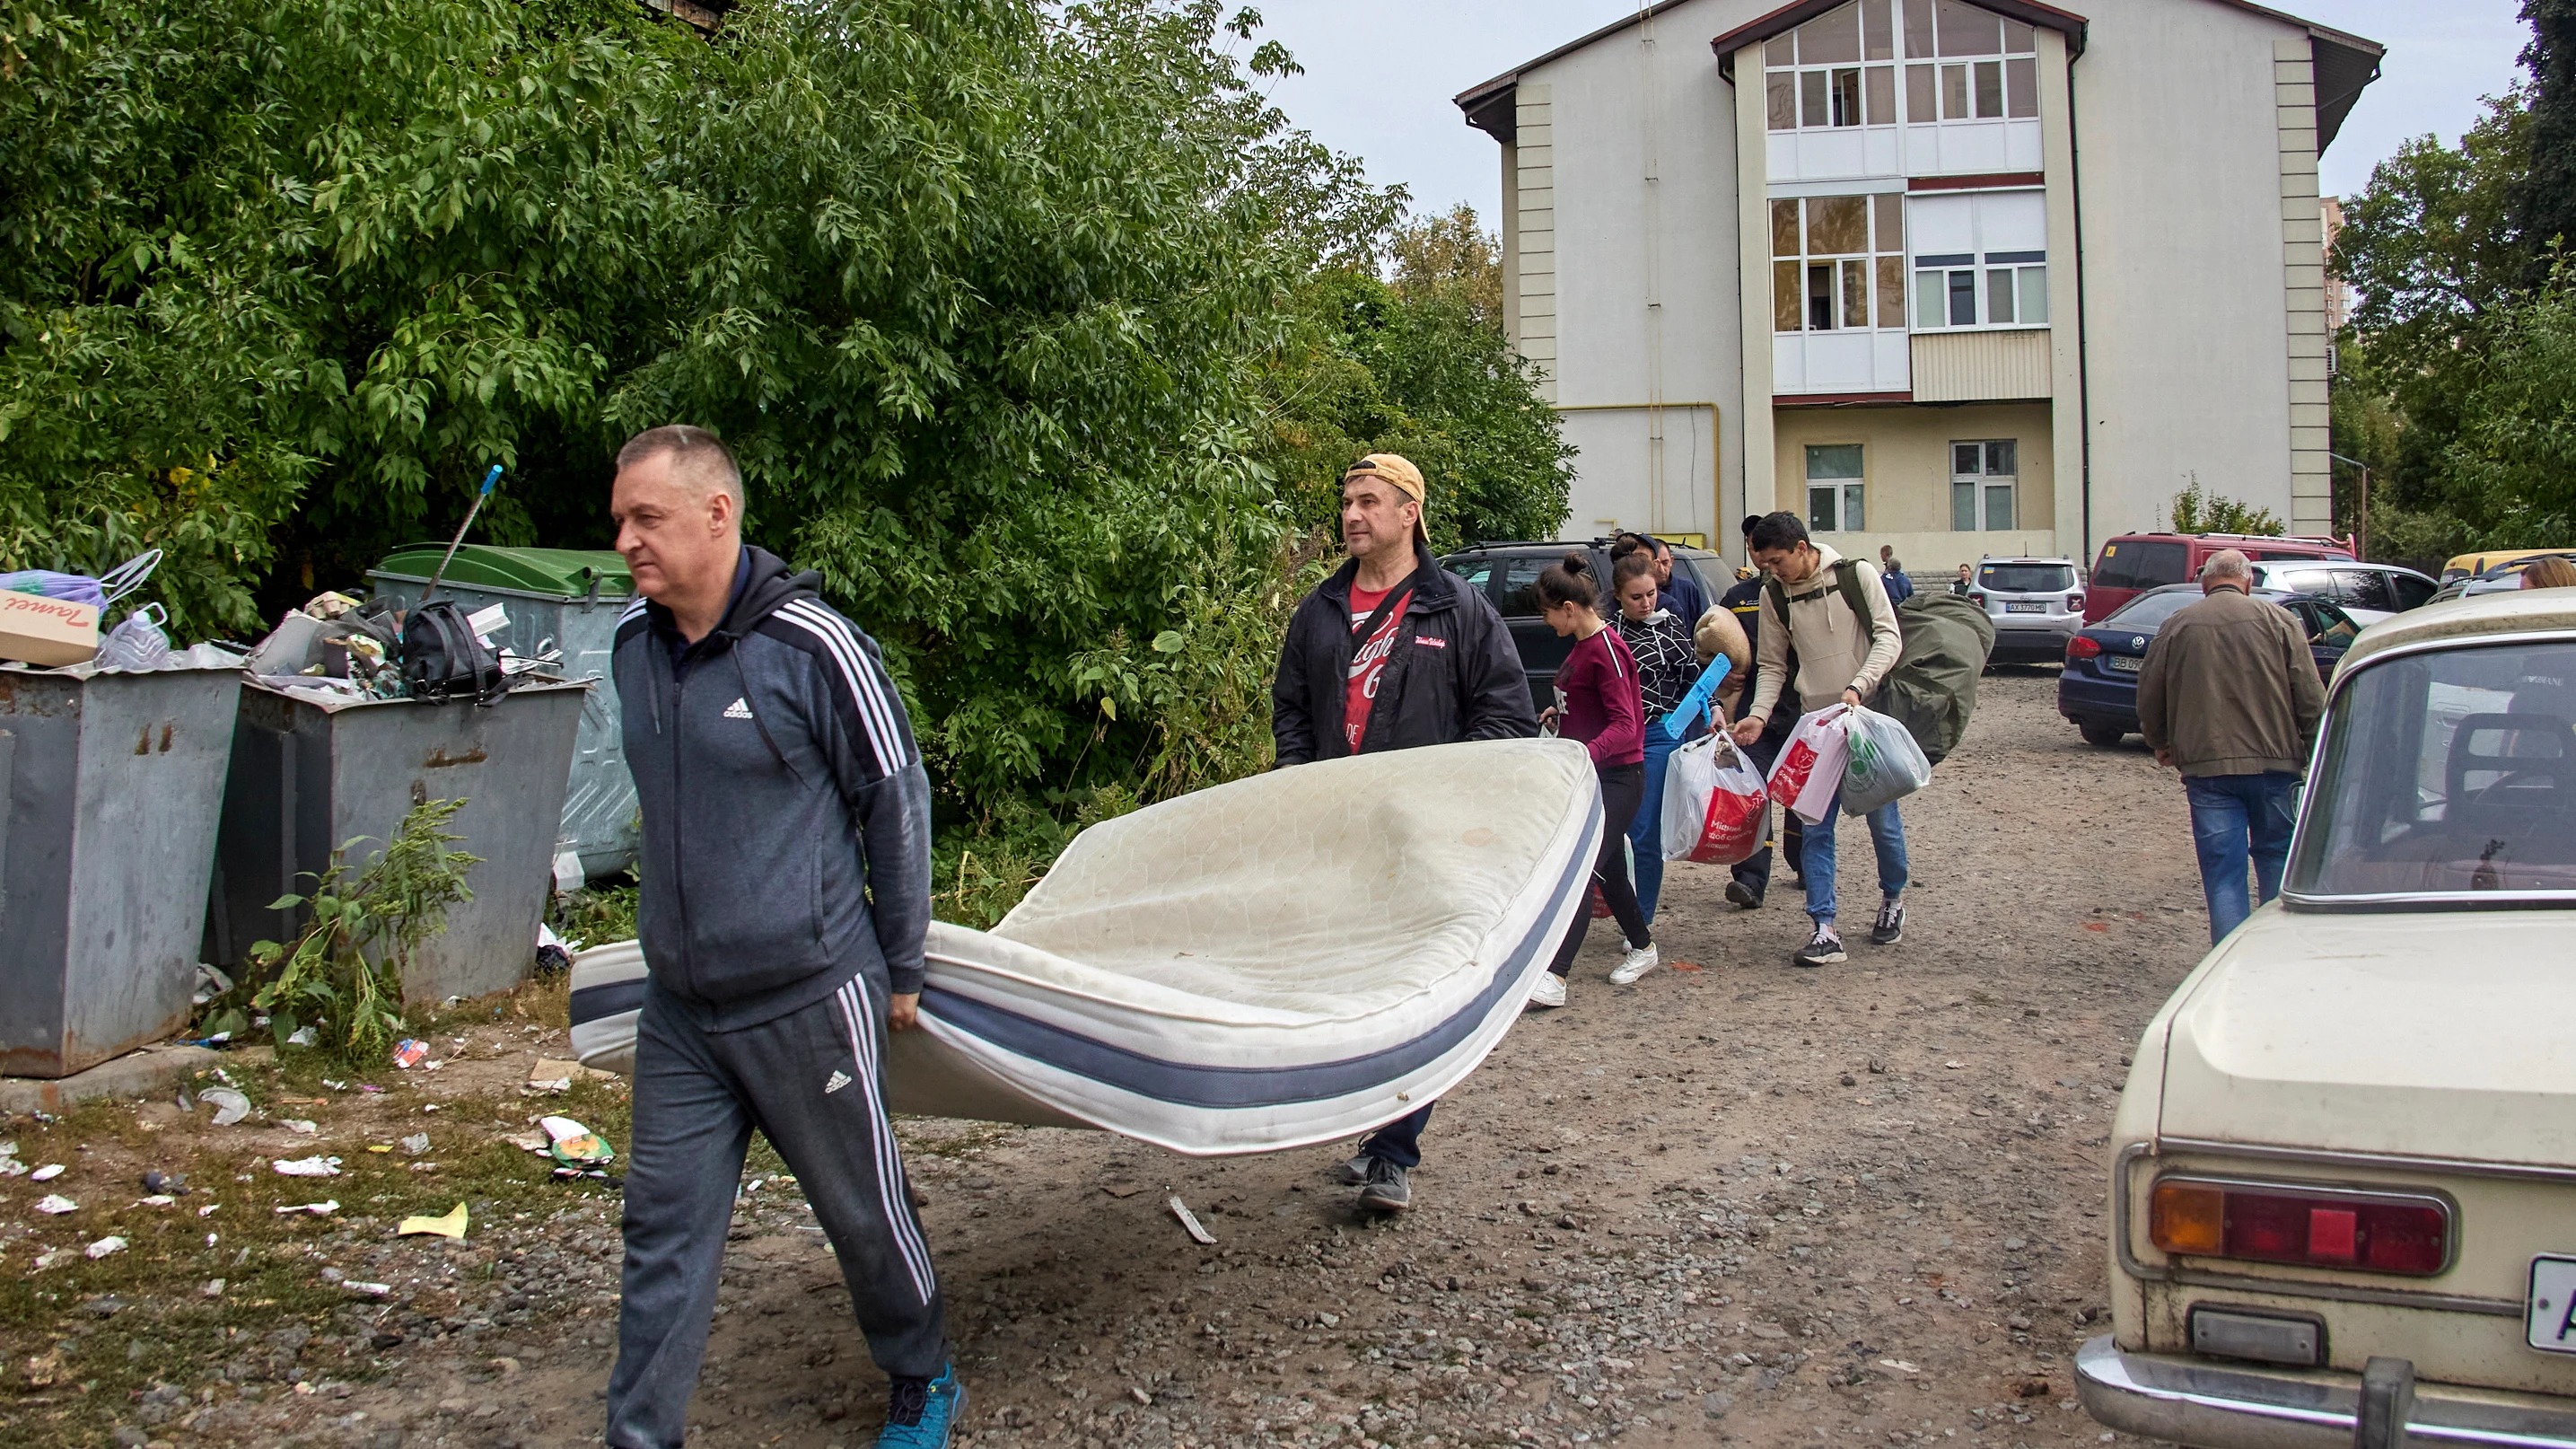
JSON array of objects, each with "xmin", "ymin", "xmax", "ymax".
[{"xmin": 1343, "ymin": 582, "xmax": 1414, "ymax": 752}]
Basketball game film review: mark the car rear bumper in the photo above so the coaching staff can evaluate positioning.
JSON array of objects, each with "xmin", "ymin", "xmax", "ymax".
[
  {"xmin": 2057, "ymin": 672, "xmax": 2139, "ymax": 726},
  {"xmin": 1988, "ymin": 621, "xmax": 2074, "ymax": 660},
  {"xmin": 2076, "ymin": 1336, "xmax": 2576, "ymax": 1449}
]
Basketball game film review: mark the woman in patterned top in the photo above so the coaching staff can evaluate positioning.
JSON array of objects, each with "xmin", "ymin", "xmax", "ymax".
[{"xmin": 1613, "ymin": 550, "xmax": 1702, "ymax": 928}]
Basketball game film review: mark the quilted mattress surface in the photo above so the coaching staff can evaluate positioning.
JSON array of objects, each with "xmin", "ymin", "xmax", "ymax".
[{"xmin": 571, "ymin": 737, "xmax": 1600, "ymax": 1154}]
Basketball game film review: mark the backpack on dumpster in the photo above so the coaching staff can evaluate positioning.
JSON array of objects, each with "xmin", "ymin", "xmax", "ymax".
[
  {"xmin": 1766, "ymin": 561, "xmax": 1995, "ymax": 764},
  {"xmin": 1660, "ymin": 733, "xmax": 1768, "ymax": 864},
  {"xmin": 403, "ymin": 599, "xmax": 513, "ymax": 705},
  {"xmin": 1766, "ymin": 706, "xmax": 1851, "ymax": 825},
  {"xmin": 1840, "ymin": 704, "xmax": 1932, "ymax": 815}
]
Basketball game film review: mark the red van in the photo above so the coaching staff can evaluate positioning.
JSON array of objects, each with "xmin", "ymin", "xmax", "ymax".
[{"xmin": 2083, "ymin": 532, "xmax": 2355, "ymax": 622}]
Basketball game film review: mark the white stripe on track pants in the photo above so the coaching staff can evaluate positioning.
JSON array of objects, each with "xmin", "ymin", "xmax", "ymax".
[{"xmin": 606, "ymin": 972, "xmax": 946, "ymax": 1449}]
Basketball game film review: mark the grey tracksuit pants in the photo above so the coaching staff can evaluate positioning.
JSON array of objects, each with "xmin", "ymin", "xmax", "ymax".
[{"xmin": 606, "ymin": 972, "xmax": 948, "ymax": 1448}]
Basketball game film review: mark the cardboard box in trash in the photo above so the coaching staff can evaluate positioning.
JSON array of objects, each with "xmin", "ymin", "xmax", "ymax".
[{"xmin": 0, "ymin": 591, "xmax": 100, "ymax": 666}]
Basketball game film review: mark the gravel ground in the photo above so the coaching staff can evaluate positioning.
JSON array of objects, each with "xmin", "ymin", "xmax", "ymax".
[{"xmin": 32, "ymin": 670, "xmax": 2225, "ymax": 1449}]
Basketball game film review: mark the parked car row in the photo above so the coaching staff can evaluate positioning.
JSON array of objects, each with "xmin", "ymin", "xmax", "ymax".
[
  {"xmin": 2058, "ymin": 584, "xmax": 2363, "ymax": 746},
  {"xmin": 1438, "ymin": 539, "xmax": 1730, "ymax": 709}
]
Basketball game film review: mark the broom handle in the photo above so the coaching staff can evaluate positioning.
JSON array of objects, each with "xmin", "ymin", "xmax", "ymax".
[{"xmin": 422, "ymin": 465, "xmax": 504, "ymax": 602}]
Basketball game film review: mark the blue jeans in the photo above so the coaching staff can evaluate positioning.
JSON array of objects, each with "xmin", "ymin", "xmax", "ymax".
[
  {"xmin": 1359, "ymin": 1103, "xmax": 1431, "ymax": 1168},
  {"xmin": 1628, "ymin": 725, "xmax": 1687, "ymax": 925},
  {"xmin": 2185, "ymin": 771, "xmax": 2299, "ymax": 944},
  {"xmin": 1802, "ymin": 781, "xmax": 1907, "ymax": 926}
]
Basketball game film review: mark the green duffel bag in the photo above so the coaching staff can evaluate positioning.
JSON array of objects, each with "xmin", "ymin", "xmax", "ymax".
[{"xmin": 1767, "ymin": 564, "xmax": 1997, "ymax": 765}]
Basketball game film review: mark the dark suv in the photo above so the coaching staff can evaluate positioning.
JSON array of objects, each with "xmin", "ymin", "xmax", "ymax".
[{"xmin": 1439, "ymin": 540, "xmax": 1731, "ymax": 709}]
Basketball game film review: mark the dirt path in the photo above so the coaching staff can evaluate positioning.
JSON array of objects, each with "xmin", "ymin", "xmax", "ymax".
[{"xmin": 13, "ymin": 672, "xmax": 2222, "ymax": 1449}]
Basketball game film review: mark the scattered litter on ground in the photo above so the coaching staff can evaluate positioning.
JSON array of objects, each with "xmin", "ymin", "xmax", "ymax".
[
  {"xmin": 539, "ymin": 1116, "xmax": 613, "ymax": 1169},
  {"xmin": 31, "ymin": 1248, "xmax": 69, "ymax": 1270},
  {"xmin": 284, "ymin": 1119, "xmax": 317, "ymax": 1134},
  {"xmin": 1168, "ymin": 1195, "xmax": 1216, "ymax": 1245},
  {"xmin": 392, "ymin": 1040, "xmax": 429, "ymax": 1069},
  {"xmin": 285, "ymin": 1025, "xmax": 318, "ymax": 1047},
  {"xmin": 366, "ymin": 1144, "xmax": 392, "ymax": 1154},
  {"xmin": 401, "ymin": 1133, "xmax": 431, "ymax": 1155},
  {"xmin": 34, "ymin": 1194, "xmax": 77, "ymax": 1215},
  {"xmin": 141, "ymin": 1169, "xmax": 188, "ymax": 1195},
  {"xmin": 274, "ymin": 1200, "xmax": 338, "ymax": 1216},
  {"xmin": 272, "ymin": 1156, "xmax": 342, "ymax": 1177},
  {"xmin": 526, "ymin": 1058, "xmax": 614, "ymax": 1092},
  {"xmin": 84, "ymin": 1236, "xmax": 127, "ymax": 1260},
  {"xmin": 200, "ymin": 1087, "xmax": 252, "ymax": 1126},
  {"xmin": 399, "ymin": 1202, "xmax": 470, "ymax": 1240},
  {"xmin": 201, "ymin": 1278, "xmax": 224, "ymax": 1298},
  {"xmin": 30, "ymin": 1163, "xmax": 65, "ymax": 1181},
  {"xmin": 137, "ymin": 1194, "xmax": 175, "ymax": 1207},
  {"xmin": 344, "ymin": 1280, "xmax": 392, "ymax": 1295}
]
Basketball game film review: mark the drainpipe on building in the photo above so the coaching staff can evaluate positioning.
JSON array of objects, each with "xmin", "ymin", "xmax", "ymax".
[{"xmin": 2068, "ymin": 50, "xmax": 2094, "ymax": 566}]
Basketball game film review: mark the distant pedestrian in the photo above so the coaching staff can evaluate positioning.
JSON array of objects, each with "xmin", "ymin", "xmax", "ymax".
[
  {"xmin": 604, "ymin": 426, "xmax": 962, "ymax": 1449},
  {"xmin": 1529, "ymin": 551, "xmax": 1656, "ymax": 1004},
  {"xmin": 1950, "ymin": 564, "xmax": 1975, "ymax": 596},
  {"xmin": 1272, "ymin": 453, "xmax": 1537, "ymax": 1212},
  {"xmin": 1652, "ymin": 537, "xmax": 1708, "ymax": 624},
  {"xmin": 1732, "ymin": 513, "xmax": 1907, "ymax": 967},
  {"xmin": 2135, "ymin": 549, "xmax": 2326, "ymax": 945},
  {"xmin": 1613, "ymin": 551, "xmax": 1699, "ymax": 932},
  {"xmin": 2523, "ymin": 556, "xmax": 2576, "ymax": 589},
  {"xmin": 1879, "ymin": 547, "xmax": 1915, "ymax": 603}
]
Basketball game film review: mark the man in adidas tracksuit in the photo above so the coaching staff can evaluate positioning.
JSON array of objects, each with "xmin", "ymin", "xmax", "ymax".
[{"xmin": 604, "ymin": 426, "xmax": 960, "ymax": 1448}]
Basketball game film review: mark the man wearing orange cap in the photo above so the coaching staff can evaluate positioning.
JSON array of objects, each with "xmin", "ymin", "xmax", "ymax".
[{"xmin": 1271, "ymin": 453, "xmax": 1538, "ymax": 1211}]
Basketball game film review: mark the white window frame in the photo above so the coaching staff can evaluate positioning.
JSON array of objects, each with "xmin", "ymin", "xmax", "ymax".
[
  {"xmin": 1807, "ymin": 443, "xmax": 1868, "ymax": 533},
  {"xmin": 1773, "ymin": 194, "xmax": 1907, "ymax": 336},
  {"xmin": 1950, "ymin": 439, "xmax": 2018, "ymax": 531},
  {"xmin": 1767, "ymin": 0, "xmax": 2039, "ymax": 135}
]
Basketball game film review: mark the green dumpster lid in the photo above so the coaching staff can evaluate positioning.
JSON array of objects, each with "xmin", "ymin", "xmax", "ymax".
[{"xmin": 372, "ymin": 544, "xmax": 632, "ymax": 598}]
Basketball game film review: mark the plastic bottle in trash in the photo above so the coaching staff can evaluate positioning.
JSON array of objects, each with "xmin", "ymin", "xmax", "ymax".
[{"xmin": 95, "ymin": 603, "xmax": 173, "ymax": 671}]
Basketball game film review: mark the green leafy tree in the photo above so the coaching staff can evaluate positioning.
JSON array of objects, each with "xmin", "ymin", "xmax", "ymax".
[
  {"xmin": 2520, "ymin": 0, "xmax": 2576, "ymax": 278},
  {"xmin": 2165, "ymin": 476, "xmax": 2282, "ymax": 536},
  {"xmin": 2441, "ymin": 267, "xmax": 2576, "ymax": 545}
]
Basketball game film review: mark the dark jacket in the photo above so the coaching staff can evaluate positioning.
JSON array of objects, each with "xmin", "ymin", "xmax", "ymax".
[
  {"xmin": 1272, "ymin": 542, "xmax": 1538, "ymax": 766},
  {"xmin": 613, "ymin": 546, "xmax": 933, "ymax": 1031}
]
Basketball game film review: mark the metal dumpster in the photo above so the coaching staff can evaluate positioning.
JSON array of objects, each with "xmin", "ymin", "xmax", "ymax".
[
  {"xmin": 202, "ymin": 677, "xmax": 588, "ymax": 1005},
  {"xmin": 368, "ymin": 545, "xmax": 637, "ymax": 881},
  {"xmin": 0, "ymin": 664, "xmax": 245, "ymax": 1077}
]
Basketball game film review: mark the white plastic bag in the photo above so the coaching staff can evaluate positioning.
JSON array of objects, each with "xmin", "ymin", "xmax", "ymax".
[
  {"xmin": 1840, "ymin": 705, "xmax": 1932, "ymax": 816},
  {"xmin": 1661, "ymin": 733, "xmax": 1769, "ymax": 864},
  {"xmin": 1766, "ymin": 706, "xmax": 1851, "ymax": 826}
]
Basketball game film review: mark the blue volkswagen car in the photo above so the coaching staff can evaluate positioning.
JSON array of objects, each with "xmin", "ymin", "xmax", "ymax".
[{"xmin": 2057, "ymin": 584, "xmax": 2361, "ymax": 746}]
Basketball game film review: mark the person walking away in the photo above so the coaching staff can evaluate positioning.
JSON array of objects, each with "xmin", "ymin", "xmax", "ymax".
[
  {"xmin": 604, "ymin": 426, "xmax": 960, "ymax": 1448},
  {"xmin": 1652, "ymin": 537, "xmax": 1707, "ymax": 624},
  {"xmin": 1528, "ymin": 551, "xmax": 1658, "ymax": 1002},
  {"xmin": 1731, "ymin": 512, "xmax": 1907, "ymax": 967},
  {"xmin": 1950, "ymin": 564, "xmax": 1975, "ymax": 597},
  {"xmin": 1272, "ymin": 453, "xmax": 1537, "ymax": 1213},
  {"xmin": 1612, "ymin": 551, "xmax": 1699, "ymax": 933},
  {"xmin": 1717, "ymin": 523, "xmax": 1801, "ymax": 909},
  {"xmin": 2134, "ymin": 549, "xmax": 2326, "ymax": 945}
]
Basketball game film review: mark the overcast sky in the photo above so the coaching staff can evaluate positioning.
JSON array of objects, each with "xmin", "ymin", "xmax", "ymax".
[{"xmin": 1249, "ymin": 0, "xmax": 2532, "ymax": 223}]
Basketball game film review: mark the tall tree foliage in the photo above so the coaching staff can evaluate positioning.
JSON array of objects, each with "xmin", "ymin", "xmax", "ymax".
[
  {"xmin": 0, "ymin": 0, "xmax": 1585, "ymax": 829},
  {"xmin": 2520, "ymin": 0, "xmax": 2576, "ymax": 277}
]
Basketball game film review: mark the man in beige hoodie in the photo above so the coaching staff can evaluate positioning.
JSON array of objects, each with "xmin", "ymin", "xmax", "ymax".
[{"xmin": 1730, "ymin": 512, "xmax": 1906, "ymax": 966}]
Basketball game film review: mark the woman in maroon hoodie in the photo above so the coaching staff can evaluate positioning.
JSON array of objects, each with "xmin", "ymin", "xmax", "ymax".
[{"xmin": 1527, "ymin": 551, "xmax": 1657, "ymax": 1009}]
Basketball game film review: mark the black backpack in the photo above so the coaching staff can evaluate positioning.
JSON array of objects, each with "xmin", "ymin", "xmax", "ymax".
[{"xmin": 403, "ymin": 599, "xmax": 513, "ymax": 706}]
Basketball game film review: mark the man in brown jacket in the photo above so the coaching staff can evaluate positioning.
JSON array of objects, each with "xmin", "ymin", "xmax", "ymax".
[{"xmin": 2135, "ymin": 549, "xmax": 2328, "ymax": 944}]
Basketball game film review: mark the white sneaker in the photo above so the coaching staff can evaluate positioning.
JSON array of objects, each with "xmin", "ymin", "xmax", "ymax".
[
  {"xmin": 1608, "ymin": 942, "xmax": 1661, "ymax": 986},
  {"xmin": 1524, "ymin": 971, "xmax": 1568, "ymax": 1009}
]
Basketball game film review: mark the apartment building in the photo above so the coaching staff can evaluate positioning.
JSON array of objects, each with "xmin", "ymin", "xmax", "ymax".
[{"xmin": 1455, "ymin": 0, "xmax": 2380, "ymax": 570}]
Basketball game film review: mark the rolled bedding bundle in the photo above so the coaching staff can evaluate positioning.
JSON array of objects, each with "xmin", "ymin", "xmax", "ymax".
[{"xmin": 570, "ymin": 737, "xmax": 1602, "ymax": 1155}]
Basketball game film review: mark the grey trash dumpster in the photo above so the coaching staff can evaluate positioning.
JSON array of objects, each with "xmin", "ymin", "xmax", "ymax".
[
  {"xmin": 202, "ymin": 676, "xmax": 588, "ymax": 1005},
  {"xmin": 368, "ymin": 544, "xmax": 636, "ymax": 881},
  {"xmin": 0, "ymin": 663, "xmax": 244, "ymax": 1077}
]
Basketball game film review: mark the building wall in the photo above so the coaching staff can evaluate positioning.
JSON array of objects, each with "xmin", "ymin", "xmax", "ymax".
[
  {"xmin": 1518, "ymin": 0, "xmax": 1748, "ymax": 549},
  {"xmin": 1772, "ymin": 402, "xmax": 2058, "ymax": 574},
  {"xmin": 2065, "ymin": 0, "xmax": 2316, "ymax": 548}
]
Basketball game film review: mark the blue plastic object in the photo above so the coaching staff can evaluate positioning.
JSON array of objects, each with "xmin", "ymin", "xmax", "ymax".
[{"xmin": 1662, "ymin": 655, "xmax": 1732, "ymax": 741}]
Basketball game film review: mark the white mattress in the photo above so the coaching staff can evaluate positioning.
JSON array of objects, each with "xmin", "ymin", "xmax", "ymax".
[{"xmin": 570, "ymin": 737, "xmax": 1600, "ymax": 1155}]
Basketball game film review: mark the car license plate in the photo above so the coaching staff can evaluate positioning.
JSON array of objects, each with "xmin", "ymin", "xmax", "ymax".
[
  {"xmin": 2005, "ymin": 602, "xmax": 2046, "ymax": 613},
  {"xmin": 2108, "ymin": 655, "xmax": 2143, "ymax": 672},
  {"xmin": 2528, "ymin": 1257, "xmax": 2576, "ymax": 1353}
]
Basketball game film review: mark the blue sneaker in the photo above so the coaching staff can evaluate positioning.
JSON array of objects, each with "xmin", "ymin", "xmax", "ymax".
[{"xmin": 875, "ymin": 1364, "xmax": 965, "ymax": 1448}]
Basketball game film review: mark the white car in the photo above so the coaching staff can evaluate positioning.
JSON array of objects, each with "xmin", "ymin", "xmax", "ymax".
[{"xmin": 2079, "ymin": 589, "xmax": 2576, "ymax": 1449}]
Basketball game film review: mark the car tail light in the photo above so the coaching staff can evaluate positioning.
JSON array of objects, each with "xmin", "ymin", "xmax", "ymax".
[
  {"xmin": 2066, "ymin": 636, "xmax": 2101, "ymax": 661},
  {"xmin": 1969, "ymin": 592, "xmax": 1985, "ymax": 607},
  {"xmin": 2066, "ymin": 592, "xmax": 2084, "ymax": 612},
  {"xmin": 2149, "ymin": 1179, "xmax": 2450, "ymax": 1276}
]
